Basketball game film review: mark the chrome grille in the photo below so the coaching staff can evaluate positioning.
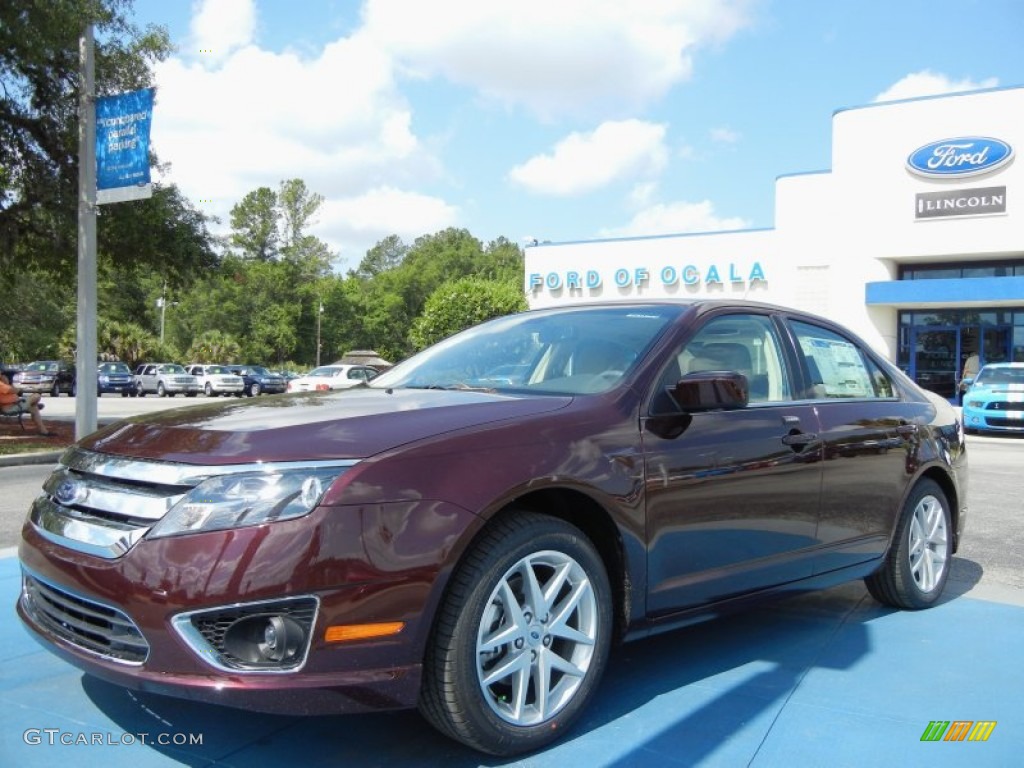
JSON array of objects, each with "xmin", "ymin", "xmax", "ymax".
[
  {"xmin": 30, "ymin": 447, "xmax": 358, "ymax": 559},
  {"xmin": 22, "ymin": 572, "xmax": 149, "ymax": 664}
]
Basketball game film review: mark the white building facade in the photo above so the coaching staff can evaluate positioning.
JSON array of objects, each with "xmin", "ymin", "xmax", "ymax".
[{"xmin": 524, "ymin": 85, "xmax": 1024, "ymax": 401}]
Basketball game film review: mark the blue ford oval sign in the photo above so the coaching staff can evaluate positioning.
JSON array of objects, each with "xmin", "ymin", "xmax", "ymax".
[{"xmin": 907, "ymin": 137, "xmax": 1013, "ymax": 179}]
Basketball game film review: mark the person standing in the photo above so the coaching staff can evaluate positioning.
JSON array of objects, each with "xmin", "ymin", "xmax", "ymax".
[{"xmin": 0, "ymin": 372, "xmax": 55, "ymax": 435}]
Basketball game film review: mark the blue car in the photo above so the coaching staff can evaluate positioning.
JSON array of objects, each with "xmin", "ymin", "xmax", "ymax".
[
  {"xmin": 97, "ymin": 361, "xmax": 136, "ymax": 396},
  {"xmin": 962, "ymin": 362, "xmax": 1024, "ymax": 434}
]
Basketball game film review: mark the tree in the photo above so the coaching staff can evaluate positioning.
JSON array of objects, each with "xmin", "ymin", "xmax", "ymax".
[
  {"xmin": 187, "ymin": 330, "xmax": 241, "ymax": 364},
  {"xmin": 351, "ymin": 234, "xmax": 408, "ymax": 279},
  {"xmin": 410, "ymin": 277, "xmax": 528, "ymax": 350},
  {"xmin": 1, "ymin": 0, "xmax": 173, "ymax": 275},
  {"xmin": 229, "ymin": 187, "xmax": 279, "ymax": 261},
  {"xmin": 278, "ymin": 179, "xmax": 322, "ymax": 251}
]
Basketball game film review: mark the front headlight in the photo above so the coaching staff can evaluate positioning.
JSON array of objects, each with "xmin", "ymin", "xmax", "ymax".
[{"xmin": 147, "ymin": 468, "xmax": 344, "ymax": 539}]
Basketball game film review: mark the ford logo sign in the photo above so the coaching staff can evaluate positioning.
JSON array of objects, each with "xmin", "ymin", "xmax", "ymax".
[
  {"xmin": 55, "ymin": 479, "xmax": 86, "ymax": 506},
  {"xmin": 907, "ymin": 137, "xmax": 1013, "ymax": 179}
]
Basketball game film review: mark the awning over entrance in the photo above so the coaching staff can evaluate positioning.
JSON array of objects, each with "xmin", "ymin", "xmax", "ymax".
[{"xmin": 866, "ymin": 276, "xmax": 1024, "ymax": 308}]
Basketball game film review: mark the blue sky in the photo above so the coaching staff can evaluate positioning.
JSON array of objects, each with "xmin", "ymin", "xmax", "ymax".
[{"xmin": 131, "ymin": 0, "xmax": 1024, "ymax": 270}]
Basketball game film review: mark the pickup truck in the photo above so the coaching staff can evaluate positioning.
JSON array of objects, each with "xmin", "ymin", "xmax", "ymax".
[{"xmin": 133, "ymin": 363, "xmax": 201, "ymax": 397}]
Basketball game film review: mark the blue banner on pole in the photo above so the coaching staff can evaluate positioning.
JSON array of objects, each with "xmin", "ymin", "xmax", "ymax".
[{"xmin": 95, "ymin": 87, "xmax": 154, "ymax": 204}]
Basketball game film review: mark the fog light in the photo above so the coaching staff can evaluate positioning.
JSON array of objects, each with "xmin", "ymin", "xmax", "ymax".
[{"xmin": 223, "ymin": 614, "xmax": 306, "ymax": 665}]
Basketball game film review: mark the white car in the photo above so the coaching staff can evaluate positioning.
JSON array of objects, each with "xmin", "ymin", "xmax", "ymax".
[
  {"xmin": 286, "ymin": 364, "xmax": 379, "ymax": 392},
  {"xmin": 186, "ymin": 364, "xmax": 245, "ymax": 397}
]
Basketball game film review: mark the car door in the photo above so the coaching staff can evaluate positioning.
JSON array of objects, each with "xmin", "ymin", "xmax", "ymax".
[
  {"xmin": 784, "ymin": 317, "xmax": 920, "ymax": 573},
  {"xmin": 642, "ymin": 312, "xmax": 824, "ymax": 615}
]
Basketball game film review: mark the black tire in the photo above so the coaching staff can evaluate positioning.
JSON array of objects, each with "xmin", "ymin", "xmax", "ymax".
[
  {"xmin": 866, "ymin": 479, "xmax": 952, "ymax": 610},
  {"xmin": 121, "ymin": 391, "xmax": 129, "ymax": 397},
  {"xmin": 50, "ymin": 382, "xmax": 60, "ymax": 397},
  {"xmin": 136, "ymin": 383, "xmax": 146, "ymax": 398},
  {"xmin": 251, "ymin": 382, "xmax": 261, "ymax": 396},
  {"xmin": 419, "ymin": 512, "xmax": 612, "ymax": 756}
]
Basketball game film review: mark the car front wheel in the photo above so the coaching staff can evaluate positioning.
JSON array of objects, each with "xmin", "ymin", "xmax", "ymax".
[
  {"xmin": 419, "ymin": 512, "xmax": 612, "ymax": 756},
  {"xmin": 251, "ymin": 382, "xmax": 261, "ymax": 396},
  {"xmin": 866, "ymin": 478, "xmax": 952, "ymax": 610},
  {"xmin": 50, "ymin": 382, "xmax": 60, "ymax": 397}
]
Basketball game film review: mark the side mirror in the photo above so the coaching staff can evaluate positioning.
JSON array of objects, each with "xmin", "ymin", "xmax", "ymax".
[{"xmin": 670, "ymin": 371, "xmax": 749, "ymax": 411}]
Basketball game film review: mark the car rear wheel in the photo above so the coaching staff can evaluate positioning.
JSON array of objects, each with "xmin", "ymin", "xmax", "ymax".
[
  {"xmin": 419, "ymin": 512, "xmax": 612, "ymax": 756},
  {"xmin": 866, "ymin": 478, "xmax": 951, "ymax": 609}
]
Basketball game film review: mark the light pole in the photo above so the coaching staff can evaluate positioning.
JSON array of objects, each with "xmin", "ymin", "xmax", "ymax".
[{"xmin": 316, "ymin": 300, "xmax": 324, "ymax": 367}]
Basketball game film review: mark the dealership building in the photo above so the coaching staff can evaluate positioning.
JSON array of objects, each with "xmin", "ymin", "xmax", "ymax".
[{"xmin": 524, "ymin": 85, "xmax": 1024, "ymax": 400}]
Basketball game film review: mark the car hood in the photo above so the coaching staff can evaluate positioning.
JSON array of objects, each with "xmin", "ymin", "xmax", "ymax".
[{"xmin": 79, "ymin": 388, "xmax": 573, "ymax": 464}]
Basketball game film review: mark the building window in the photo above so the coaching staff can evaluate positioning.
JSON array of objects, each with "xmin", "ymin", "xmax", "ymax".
[{"xmin": 899, "ymin": 259, "xmax": 1024, "ymax": 280}]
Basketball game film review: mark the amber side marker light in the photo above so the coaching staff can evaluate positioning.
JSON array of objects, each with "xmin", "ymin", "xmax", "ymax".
[{"xmin": 325, "ymin": 622, "xmax": 405, "ymax": 643}]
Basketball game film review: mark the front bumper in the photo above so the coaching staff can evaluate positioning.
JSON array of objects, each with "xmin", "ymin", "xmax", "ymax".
[
  {"xmin": 16, "ymin": 498, "xmax": 478, "ymax": 715},
  {"xmin": 962, "ymin": 404, "xmax": 1024, "ymax": 432}
]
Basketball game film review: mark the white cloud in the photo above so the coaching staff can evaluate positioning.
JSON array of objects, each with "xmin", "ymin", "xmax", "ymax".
[
  {"xmin": 360, "ymin": 0, "xmax": 753, "ymax": 117},
  {"xmin": 189, "ymin": 0, "xmax": 257, "ymax": 63},
  {"xmin": 508, "ymin": 120, "xmax": 668, "ymax": 196},
  {"xmin": 314, "ymin": 187, "xmax": 459, "ymax": 260},
  {"xmin": 151, "ymin": 27, "xmax": 448, "ymax": 264},
  {"xmin": 710, "ymin": 126, "xmax": 740, "ymax": 144},
  {"xmin": 874, "ymin": 70, "xmax": 998, "ymax": 103},
  {"xmin": 599, "ymin": 200, "xmax": 749, "ymax": 238}
]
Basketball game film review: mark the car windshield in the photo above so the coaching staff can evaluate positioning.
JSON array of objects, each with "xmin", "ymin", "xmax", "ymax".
[
  {"xmin": 974, "ymin": 366, "xmax": 1024, "ymax": 386},
  {"xmin": 100, "ymin": 363, "xmax": 131, "ymax": 373},
  {"xmin": 27, "ymin": 362, "xmax": 57, "ymax": 372},
  {"xmin": 249, "ymin": 366, "xmax": 270, "ymax": 375},
  {"xmin": 161, "ymin": 364, "xmax": 187, "ymax": 374},
  {"xmin": 207, "ymin": 366, "xmax": 230, "ymax": 374},
  {"xmin": 371, "ymin": 305, "xmax": 681, "ymax": 395}
]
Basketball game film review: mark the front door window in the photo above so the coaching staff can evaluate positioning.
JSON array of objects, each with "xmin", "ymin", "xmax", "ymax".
[{"xmin": 913, "ymin": 328, "xmax": 958, "ymax": 399}]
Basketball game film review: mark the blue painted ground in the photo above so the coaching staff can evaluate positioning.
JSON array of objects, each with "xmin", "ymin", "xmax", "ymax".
[{"xmin": 1, "ymin": 552, "xmax": 1020, "ymax": 767}]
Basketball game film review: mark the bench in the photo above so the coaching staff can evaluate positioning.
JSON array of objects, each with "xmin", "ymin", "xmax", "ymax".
[
  {"xmin": 0, "ymin": 399, "xmax": 28, "ymax": 430},
  {"xmin": 0, "ymin": 401, "xmax": 27, "ymax": 431}
]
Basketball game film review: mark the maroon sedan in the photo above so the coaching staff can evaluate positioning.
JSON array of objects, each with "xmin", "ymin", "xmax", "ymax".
[{"xmin": 17, "ymin": 300, "xmax": 967, "ymax": 755}]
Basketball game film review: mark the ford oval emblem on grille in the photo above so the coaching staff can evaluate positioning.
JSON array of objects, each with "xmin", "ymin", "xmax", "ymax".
[
  {"xmin": 907, "ymin": 137, "xmax": 1013, "ymax": 179},
  {"xmin": 55, "ymin": 480, "xmax": 86, "ymax": 506}
]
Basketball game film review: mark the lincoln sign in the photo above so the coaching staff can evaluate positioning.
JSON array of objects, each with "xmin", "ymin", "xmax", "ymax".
[{"xmin": 915, "ymin": 186, "xmax": 1006, "ymax": 219}]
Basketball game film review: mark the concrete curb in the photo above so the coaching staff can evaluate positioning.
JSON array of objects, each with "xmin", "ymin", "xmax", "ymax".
[{"xmin": 0, "ymin": 450, "xmax": 64, "ymax": 468}]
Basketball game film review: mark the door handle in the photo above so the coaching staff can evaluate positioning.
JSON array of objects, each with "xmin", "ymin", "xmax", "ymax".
[
  {"xmin": 896, "ymin": 420, "xmax": 918, "ymax": 437},
  {"xmin": 782, "ymin": 431, "xmax": 818, "ymax": 447}
]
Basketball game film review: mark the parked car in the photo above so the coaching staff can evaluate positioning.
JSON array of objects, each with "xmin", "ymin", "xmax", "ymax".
[
  {"xmin": 133, "ymin": 363, "xmax": 200, "ymax": 397},
  {"xmin": 961, "ymin": 362, "xmax": 1024, "ymax": 433},
  {"xmin": 286, "ymin": 364, "xmax": 379, "ymax": 392},
  {"xmin": 227, "ymin": 364, "xmax": 287, "ymax": 396},
  {"xmin": 186, "ymin": 364, "xmax": 245, "ymax": 397},
  {"xmin": 1, "ymin": 362, "xmax": 24, "ymax": 386},
  {"xmin": 96, "ymin": 361, "xmax": 136, "ymax": 397},
  {"xmin": 14, "ymin": 360, "xmax": 76, "ymax": 396},
  {"xmin": 17, "ymin": 300, "xmax": 967, "ymax": 756}
]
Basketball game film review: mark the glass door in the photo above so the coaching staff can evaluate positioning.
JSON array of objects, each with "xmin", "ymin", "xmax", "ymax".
[{"xmin": 911, "ymin": 327, "xmax": 959, "ymax": 399}]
